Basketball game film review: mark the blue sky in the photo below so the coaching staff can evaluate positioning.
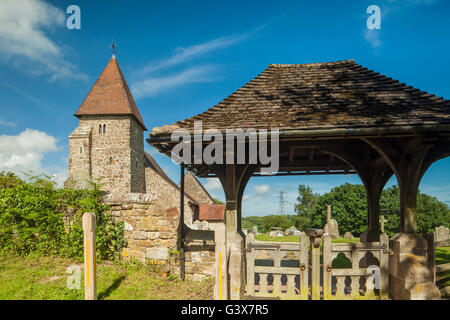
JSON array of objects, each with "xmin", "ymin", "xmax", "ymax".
[{"xmin": 0, "ymin": 0, "xmax": 449, "ymax": 216}]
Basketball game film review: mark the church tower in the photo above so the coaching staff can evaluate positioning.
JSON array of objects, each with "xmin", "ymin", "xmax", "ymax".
[{"xmin": 66, "ymin": 54, "xmax": 147, "ymax": 194}]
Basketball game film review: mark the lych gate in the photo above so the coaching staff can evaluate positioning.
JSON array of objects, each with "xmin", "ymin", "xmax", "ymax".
[
  {"xmin": 148, "ymin": 60, "xmax": 450, "ymax": 300},
  {"xmin": 244, "ymin": 230, "xmax": 390, "ymax": 300}
]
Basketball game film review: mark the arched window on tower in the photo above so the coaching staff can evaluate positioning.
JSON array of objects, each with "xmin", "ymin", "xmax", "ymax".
[
  {"xmin": 80, "ymin": 146, "xmax": 83, "ymax": 154},
  {"xmin": 109, "ymin": 157, "xmax": 113, "ymax": 165},
  {"xmin": 99, "ymin": 124, "xmax": 102, "ymax": 134},
  {"xmin": 103, "ymin": 124, "xmax": 106, "ymax": 134}
]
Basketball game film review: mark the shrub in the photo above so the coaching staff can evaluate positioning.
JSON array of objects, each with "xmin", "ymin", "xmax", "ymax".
[{"xmin": 0, "ymin": 173, "xmax": 126, "ymax": 260}]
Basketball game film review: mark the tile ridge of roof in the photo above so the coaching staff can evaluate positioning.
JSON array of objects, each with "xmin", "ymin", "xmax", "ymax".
[
  {"xmin": 113, "ymin": 57, "xmax": 147, "ymax": 130},
  {"xmin": 268, "ymin": 59, "xmax": 356, "ymax": 67}
]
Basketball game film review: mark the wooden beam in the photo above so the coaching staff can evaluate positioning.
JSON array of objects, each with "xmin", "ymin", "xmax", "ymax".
[{"xmin": 309, "ymin": 148, "xmax": 315, "ymax": 162}]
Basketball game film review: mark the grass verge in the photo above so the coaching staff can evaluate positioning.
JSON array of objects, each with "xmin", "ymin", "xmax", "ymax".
[{"xmin": 0, "ymin": 254, "xmax": 213, "ymax": 300}]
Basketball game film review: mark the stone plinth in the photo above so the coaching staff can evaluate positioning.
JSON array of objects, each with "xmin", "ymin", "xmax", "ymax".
[{"xmin": 389, "ymin": 233, "xmax": 441, "ymax": 300}]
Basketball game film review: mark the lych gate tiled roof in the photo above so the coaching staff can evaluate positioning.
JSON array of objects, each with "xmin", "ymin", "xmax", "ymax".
[
  {"xmin": 75, "ymin": 55, "xmax": 146, "ymax": 130},
  {"xmin": 150, "ymin": 60, "xmax": 450, "ymax": 136}
]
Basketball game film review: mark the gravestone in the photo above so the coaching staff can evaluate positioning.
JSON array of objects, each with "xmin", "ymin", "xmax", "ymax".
[
  {"xmin": 380, "ymin": 215, "xmax": 388, "ymax": 233},
  {"xmin": 252, "ymin": 226, "xmax": 258, "ymax": 234},
  {"xmin": 324, "ymin": 205, "xmax": 339, "ymax": 239},
  {"xmin": 270, "ymin": 227, "xmax": 283, "ymax": 237},
  {"xmin": 328, "ymin": 219, "xmax": 339, "ymax": 239},
  {"xmin": 292, "ymin": 230, "xmax": 302, "ymax": 236},
  {"xmin": 285, "ymin": 226, "xmax": 298, "ymax": 235},
  {"xmin": 192, "ymin": 220, "xmax": 203, "ymax": 230},
  {"xmin": 435, "ymin": 226, "xmax": 449, "ymax": 242},
  {"xmin": 344, "ymin": 231, "xmax": 353, "ymax": 239},
  {"xmin": 285, "ymin": 228, "xmax": 290, "ymax": 236},
  {"xmin": 201, "ymin": 220, "xmax": 209, "ymax": 231}
]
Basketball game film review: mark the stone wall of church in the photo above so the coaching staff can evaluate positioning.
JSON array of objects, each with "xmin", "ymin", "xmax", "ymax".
[
  {"xmin": 68, "ymin": 126, "xmax": 92, "ymax": 175},
  {"xmin": 105, "ymin": 193, "xmax": 216, "ymax": 280},
  {"xmin": 184, "ymin": 172, "xmax": 215, "ymax": 205},
  {"xmin": 145, "ymin": 167, "xmax": 195, "ymax": 226},
  {"xmin": 130, "ymin": 117, "xmax": 146, "ymax": 193},
  {"xmin": 72, "ymin": 115, "xmax": 145, "ymax": 194}
]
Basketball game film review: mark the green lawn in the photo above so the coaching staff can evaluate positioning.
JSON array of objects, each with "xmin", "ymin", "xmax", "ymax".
[
  {"xmin": 0, "ymin": 255, "xmax": 213, "ymax": 300},
  {"xmin": 436, "ymin": 247, "xmax": 450, "ymax": 265}
]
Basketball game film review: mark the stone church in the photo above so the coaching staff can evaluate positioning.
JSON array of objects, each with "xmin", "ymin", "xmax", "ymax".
[{"xmin": 64, "ymin": 53, "xmax": 214, "ymax": 206}]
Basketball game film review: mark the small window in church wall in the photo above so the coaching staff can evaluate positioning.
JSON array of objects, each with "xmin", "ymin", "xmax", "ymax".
[
  {"xmin": 103, "ymin": 124, "xmax": 106, "ymax": 134},
  {"xmin": 99, "ymin": 124, "xmax": 102, "ymax": 134},
  {"xmin": 80, "ymin": 147, "xmax": 83, "ymax": 154},
  {"xmin": 109, "ymin": 157, "xmax": 113, "ymax": 165}
]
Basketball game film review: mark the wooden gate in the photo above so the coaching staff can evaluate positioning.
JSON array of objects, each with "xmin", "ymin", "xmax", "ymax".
[
  {"xmin": 245, "ymin": 232, "xmax": 390, "ymax": 300},
  {"xmin": 245, "ymin": 232, "xmax": 309, "ymax": 300}
]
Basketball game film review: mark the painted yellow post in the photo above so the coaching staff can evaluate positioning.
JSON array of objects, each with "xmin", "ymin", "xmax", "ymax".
[
  {"xmin": 214, "ymin": 222, "xmax": 227, "ymax": 300},
  {"xmin": 83, "ymin": 212, "xmax": 96, "ymax": 300},
  {"xmin": 311, "ymin": 237, "xmax": 321, "ymax": 300}
]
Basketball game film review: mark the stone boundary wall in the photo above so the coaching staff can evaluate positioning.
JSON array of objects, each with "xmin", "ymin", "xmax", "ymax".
[{"xmin": 105, "ymin": 193, "xmax": 216, "ymax": 280}]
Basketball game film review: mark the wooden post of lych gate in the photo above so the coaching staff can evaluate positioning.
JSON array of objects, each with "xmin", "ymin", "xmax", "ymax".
[
  {"xmin": 214, "ymin": 221, "xmax": 227, "ymax": 300},
  {"xmin": 299, "ymin": 232, "xmax": 309, "ymax": 300},
  {"xmin": 83, "ymin": 212, "xmax": 96, "ymax": 300},
  {"xmin": 322, "ymin": 235, "xmax": 332, "ymax": 300},
  {"xmin": 179, "ymin": 165, "xmax": 186, "ymax": 281},
  {"xmin": 311, "ymin": 237, "xmax": 321, "ymax": 300}
]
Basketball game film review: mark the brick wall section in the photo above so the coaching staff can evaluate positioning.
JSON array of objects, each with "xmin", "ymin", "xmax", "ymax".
[{"xmin": 105, "ymin": 192, "xmax": 216, "ymax": 279}]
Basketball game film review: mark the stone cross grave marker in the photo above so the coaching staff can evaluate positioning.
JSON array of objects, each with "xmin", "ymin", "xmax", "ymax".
[{"xmin": 380, "ymin": 215, "xmax": 388, "ymax": 233}]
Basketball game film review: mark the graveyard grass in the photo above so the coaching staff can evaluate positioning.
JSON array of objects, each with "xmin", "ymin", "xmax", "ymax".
[{"xmin": 0, "ymin": 254, "xmax": 214, "ymax": 300}]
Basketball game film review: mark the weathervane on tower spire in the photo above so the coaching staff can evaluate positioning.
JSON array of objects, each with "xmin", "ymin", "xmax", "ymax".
[{"xmin": 112, "ymin": 40, "xmax": 116, "ymax": 56}]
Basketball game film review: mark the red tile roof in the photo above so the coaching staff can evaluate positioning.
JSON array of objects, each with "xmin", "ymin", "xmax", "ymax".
[
  {"xmin": 198, "ymin": 204, "xmax": 225, "ymax": 221},
  {"xmin": 75, "ymin": 55, "xmax": 146, "ymax": 130}
]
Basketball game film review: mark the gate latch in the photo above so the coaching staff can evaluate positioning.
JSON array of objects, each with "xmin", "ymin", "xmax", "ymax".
[
  {"xmin": 326, "ymin": 264, "xmax": 332, "ymax": 273},
  {"xmin": 300, "ymin": 264, "xmax": 306, "ymax": 272}
]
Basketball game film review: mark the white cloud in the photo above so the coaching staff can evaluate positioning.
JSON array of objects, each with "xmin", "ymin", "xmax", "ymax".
[
  {"xmin": 131, "ymin": 26, "xmax": 265, "ymax": 99},
  {"xmin": 0, "ymin": 129, "xmax": 66, "ymax": 185},
  {"xmin": 139, "ymin": 33, "xmax": 253, "ymax": 76},
  {"xmin": 364, "ymin": 29, "xmax": 382, "ymax": 49},
  {"xmin": 2, "ymin": 82, "xmax": 50, "ymax": 109},
  {"xmin": 0, "ymin": 118, "xmax": 16, "ymax": 127},
  {"xmin": 132, "ymin": 65, "xmax": 220, "ymax": 99},
  {"xmin": 254, "ymin": 184, "xmax": 270, "ymax": 195},
  {"xmin": 204, "ymin": 178, "xmax": 222, "ymax": 192},
  {"xmin": 0, "ymin": 0, "xmax": 87, "ymax": 81}
]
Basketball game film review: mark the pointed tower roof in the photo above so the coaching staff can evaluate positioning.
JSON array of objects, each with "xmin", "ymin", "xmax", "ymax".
[{"xmin": 75, "ymin": 55, "xmax": 147, "ymax": 130}]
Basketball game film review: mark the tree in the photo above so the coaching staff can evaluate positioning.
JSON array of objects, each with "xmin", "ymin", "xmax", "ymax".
[
  {"xmin": 261, "ymin": 215, "xmax": 291, "ymax": 233},
  {"xmin": 294, "ymin": 184, "xmax": 319, "ymax": 230},
  {"xmin": 311, "ymin": 183, "xmax": 368, "ymax": 236},
  {"xmin": 309, "ymin": 183, "xmax": 450, "ymax": 237}
]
